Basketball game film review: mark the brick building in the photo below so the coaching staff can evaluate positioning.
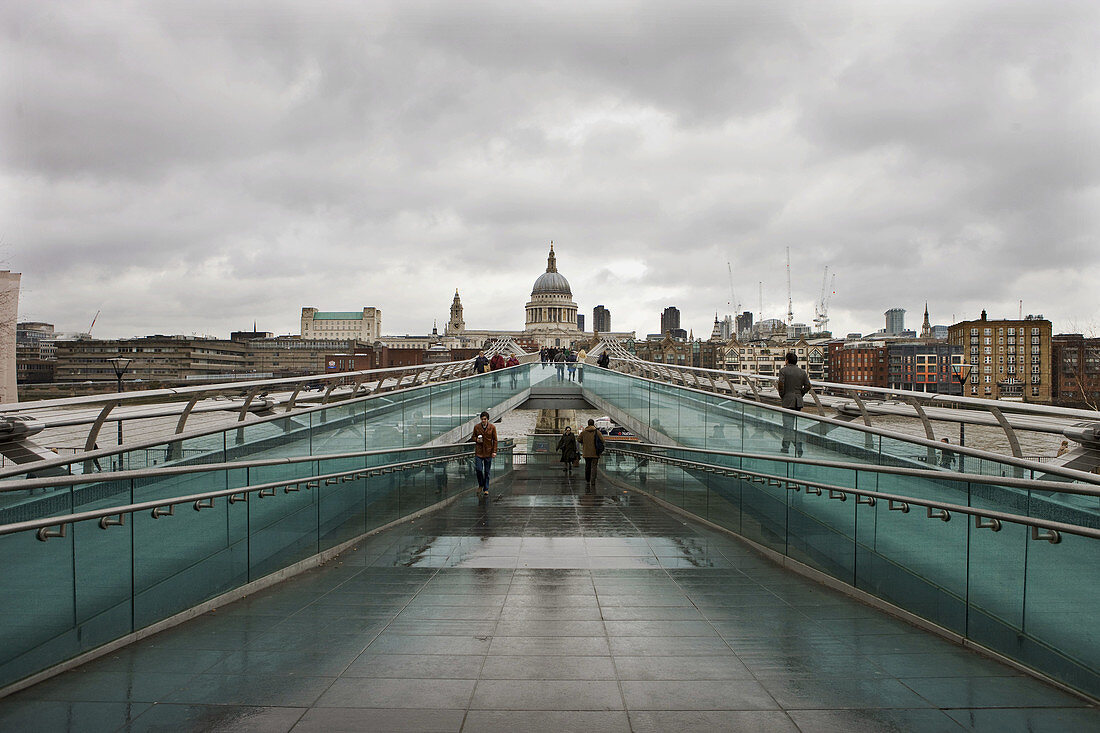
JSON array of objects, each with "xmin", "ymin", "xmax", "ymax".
[
  {"xmin": 1051, "ymin": 334, "xmax": 1100, "ymax": 409},
  {"xmin": 828, "ymin": 341, "xmax": 889, "ymax": 388},
  {"xmin": 947, "ymin": 312, "xmax": 1052, "ymax": 402}
]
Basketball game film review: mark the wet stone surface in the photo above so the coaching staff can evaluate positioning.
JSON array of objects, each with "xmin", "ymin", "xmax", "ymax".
[{"xmin": 1, "ymin": 467, "xmax": 1096, "ymax": 731}]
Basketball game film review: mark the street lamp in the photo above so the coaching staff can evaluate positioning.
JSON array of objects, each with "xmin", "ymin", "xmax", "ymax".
[
  {"xmin": 950, "ymin": 362, "xmax": 974, "ymax": 447},
  {"xmin": 106, "ymin": 356, "xmax": 133, "ymax": 446}
]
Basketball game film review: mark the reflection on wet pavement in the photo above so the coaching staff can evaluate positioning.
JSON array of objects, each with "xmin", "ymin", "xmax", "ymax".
[{"xmin": 1, "ymin": 463, "xmax": 1094, "ymax": 732}]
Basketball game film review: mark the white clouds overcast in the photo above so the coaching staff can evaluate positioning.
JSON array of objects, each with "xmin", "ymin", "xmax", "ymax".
[{"xmin": 3, "ymin": 0, "xmax": 1098, "ymax": 339}]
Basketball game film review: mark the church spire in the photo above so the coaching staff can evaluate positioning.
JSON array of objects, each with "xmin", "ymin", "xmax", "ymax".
[{"xmin": 546, "ymin": 241, "xmax": 557, "ymax": 273}]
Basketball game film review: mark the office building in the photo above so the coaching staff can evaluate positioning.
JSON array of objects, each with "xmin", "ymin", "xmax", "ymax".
[
  {"xmin": 661, "ymin": 307, "xmax": 680, "ymax": 335},
  {"xmin": 593, "ymin": 305, "xmax": 611, "ymax": 333}
]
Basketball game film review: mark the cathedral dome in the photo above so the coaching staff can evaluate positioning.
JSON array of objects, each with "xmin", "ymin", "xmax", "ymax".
[
  {"xmin": 531, "ymin": 244, "xmax": 572, "ymax": 296},
  {"xmin": 532, "ymin": 270, "xmax": 571, "ymax": 296}
]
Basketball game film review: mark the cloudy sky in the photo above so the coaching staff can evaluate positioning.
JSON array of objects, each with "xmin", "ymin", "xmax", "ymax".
[{"xmin": 2, "ymin": 0, "xmax": 1098, "ymax": 340}]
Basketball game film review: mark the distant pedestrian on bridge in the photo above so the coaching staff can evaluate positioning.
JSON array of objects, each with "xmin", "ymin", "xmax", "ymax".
[
  {"xmin": 473, "ymin": 351, "xmax": 489, "ymax": 377},
  {"xmin": 554, "ymin": 350, "xmax": 566, "ymax": 381},
  {"xmin": 490, "ymin": 353, "xmax": 506, "ymax": 387},
  {"xmin": 566, "ymin": 350, "xmax": 577, "ymax": 381},
  {"xmin": 506, "ymin": 354, "xmax": 520, "ymax": 387},
  {"xmin": 939, "ymin": 437, "xmax": 956, "ymax": 468},
  {"xmin": 597, "ymin": 352, "xmax": 610, "ymax": 369},
  {"xmin": 777, "ymin": 352, "xmax": 811, "ymax": 457}
]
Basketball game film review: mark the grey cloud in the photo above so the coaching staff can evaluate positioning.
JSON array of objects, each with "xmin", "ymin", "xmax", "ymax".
[{"xmin": 2, "ymin": 0, "xmax": 1098, "ymax": 340}]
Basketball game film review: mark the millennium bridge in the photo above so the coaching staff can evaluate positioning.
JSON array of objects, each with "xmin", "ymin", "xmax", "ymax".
[{"xmin": 0, "ymin": 343, "xmax": 1096, "ymax": 731}]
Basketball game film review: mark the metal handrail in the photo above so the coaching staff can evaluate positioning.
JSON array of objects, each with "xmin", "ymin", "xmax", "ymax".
[
  {"xmin": 0, "ymin": 359, "xmax": 477, "ymax": 413},
  {"xmin": 612, "ymin": 442, "xmax": 1100, "ymax": 498},
  {"xmin": 611, "ymin": 356, "xmax": 1100, "ymax": 455},
  {"xmin": 0, "ymin": 444, "xmax": 473, "ymax": 494},
  {"xmin": 607, "ymin": 447, "xmax": 1098, "ymax": 542},
  {"xmin": 0, "ymin": 365, "xmax": 507, "ymax": 480},
  {"xmin": 596, "ymin": 362, "xmax": 1100, "ymax": 487},
  {"xmin": 610, "ymin": 355, "xmax": 1100, "ymax": 421},
  {"xmin": 2, "ymin": 449, "xmax": 477, "ymax": 540}
]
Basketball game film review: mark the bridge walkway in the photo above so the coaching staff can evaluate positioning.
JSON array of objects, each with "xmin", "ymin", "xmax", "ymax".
[{"xmin": 0, "ymin": 462, "xmax": 1093, "ymax": 731}]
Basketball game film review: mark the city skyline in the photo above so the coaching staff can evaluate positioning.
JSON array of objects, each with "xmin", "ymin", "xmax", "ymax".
[{"xmin": 3, "ymin": 2, "xmax": 1098, "ymax": 340}]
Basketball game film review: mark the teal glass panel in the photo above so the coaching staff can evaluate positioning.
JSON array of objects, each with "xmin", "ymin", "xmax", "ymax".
[
  {"xmin": 318, "ymin": 472, "xmax": 366, "ymax": 550},
  {"xmin": 232, "ymin": 416, "xmax": 308, "ymax": 462},
  {"xmin": 701, "ymin": 393, "xmax": 742, "ymax": 452},
  {"xmin": 705, "ymin": 472, "xmax": 742, "ymax": 534},
  {"xmin": 363, "ymin": 471, "xmax": 402, "ymax": 533},
  {"xmin": 0, "ymin": 499, "xmax": 77, "ymax": 690},
  {"xmin": 153, "ymin": 431, "xmax": 227, "ymax": 470},
  {"xmin": 132, "ymin": 470, "xmax": 247, "ymax": 628},
  {"xmin": 966, "ymin": 514, "xmax": 1027, "ymax": 661},
  {"xmin": 401, "ymin": 388, "xmax": 434, "ymax": 446},
  {"xmin": 72, "ymin": 477, "xmax": 133, "ymax": 651},
  {"xmin": 312, "ymin": 401, "xmax": 368, "ymax": 454},
  {"xmin": 737, "ymin": 456, "xmax": 788, "ymax": 553},
  {"xmin": 1020, "ymin": 530, "xmax": 1100, "ymax": 698},
  {"xmin": 853, "ymin": 471, "xmax": 968, "ymax": 635},
  {"xmin": 246, "ymin": 463, "xmax": 320, "ymax": 580}
]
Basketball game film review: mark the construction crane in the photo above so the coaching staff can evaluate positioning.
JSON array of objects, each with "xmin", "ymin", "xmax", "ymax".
[
  {"xmin": 726, "ymin": 263, "xmax": 740, "ymax": 313},
  {"xmin": 813, "ymin": 270, "xmax": 836, "ymax": 333},
  {"xmin": 785, "ymin": 247, "xmax": 794, "ymax": 328}
]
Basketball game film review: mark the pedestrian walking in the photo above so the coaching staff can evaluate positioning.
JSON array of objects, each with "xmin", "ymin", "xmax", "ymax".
[
  {"xmin": 506, "ymin": 354, "xmax": 520, "ymax": 388},
  {"xmin": 777, "ymin": 352, "xmax": 811, "ymax": 457},
  {"xmin": 939, "ymin": 437, "xmax": 955, "ymax": 468},
  {"xmin": 555, "ymin": 349, "xmax": 566, "ymax": 381},
  {"xmin": 579, "ymin": 418, "xmax": 605, "ymax": 488},
  {"xmin": 597, "ymin": 352, "xmax": 610, "ymax": 368},
  {"xmin": 473, "ymin": 351, "xmax": 489, "ymax": 376},
  {"xmin": 556, "ymin": 426, "xmax": 580, "ymax": 475},
  {"xmin": 471, "ymin": 411, "xmax": 497, "ymax": 497},
  {"xmin": 566, "ymin": 350, "xmax": 577, "ymax": 381},
  {"xmin": 490, "ymin": 352, "xmax": 506, "ymax": 387}
]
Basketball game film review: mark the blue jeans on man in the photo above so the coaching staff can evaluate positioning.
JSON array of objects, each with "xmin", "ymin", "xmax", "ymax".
[{"xmin": 475, "ymin": 455, "xmax": 493, "ymax": 490}]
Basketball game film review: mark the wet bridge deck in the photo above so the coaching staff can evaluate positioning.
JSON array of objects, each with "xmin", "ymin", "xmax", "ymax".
[{"xmin": 0, "ymin": 467, "xmax": 1094, "ymax": 732}]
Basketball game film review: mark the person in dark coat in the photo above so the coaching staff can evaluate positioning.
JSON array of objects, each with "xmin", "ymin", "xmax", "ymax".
[
  {"xmin": 777, "ymin": 351, "xmax": 811, "ymax": 456},
  {"xmin": 597, "ymin": 352, "xmax": 610, "ymax": 368},
  {"xmin": 473, "ymin": 351, "xmax": 489, "ymax": 374},
  {"xmin": 579, "ymin": 419, "xmax": 604, "ymax": 487},
  {"xmin": 554, "ymin": 350, "xmax": 566, "ymax": 381},
  {"xmin": 556, "ymin": 426, "xmax": 579, "ymax": 474}
]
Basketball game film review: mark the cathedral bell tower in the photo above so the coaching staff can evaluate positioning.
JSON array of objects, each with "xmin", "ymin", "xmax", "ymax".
[{"xmin": 446, "ymin": 289, "xmax": 465, "ymax": 335}]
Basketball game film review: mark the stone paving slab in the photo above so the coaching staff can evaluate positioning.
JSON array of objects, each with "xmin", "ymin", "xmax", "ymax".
[{"xmin": 0, "ymin": 469, "xmax": 1096, "ymax": 731}]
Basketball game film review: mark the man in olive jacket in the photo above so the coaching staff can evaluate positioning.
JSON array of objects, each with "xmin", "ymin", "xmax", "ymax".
[
  {"xmin": 579, "ymin": 419, "xmax": 603, "ymax": 488},
  {"xmin": 471, "ymin": 411, "xmax": 497, "ymax": 497},
  {"xmin": 777, "ymin": 352, "xmax": 811, "ymax": 457}
]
